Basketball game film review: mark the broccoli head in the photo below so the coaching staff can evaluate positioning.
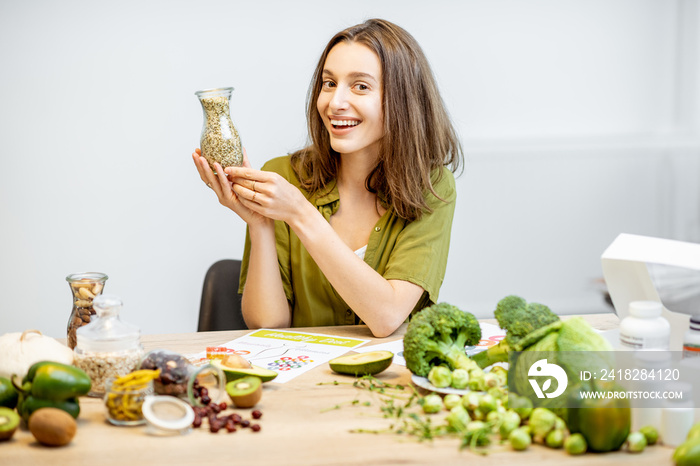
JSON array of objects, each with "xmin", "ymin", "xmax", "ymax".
[
  {"xmin": 471, "ymin": 295, "xmax": 561, "ymax": 369},
  {"xmin": 403, "ymin": 302, "xmax": 482, "ymax": 377}
]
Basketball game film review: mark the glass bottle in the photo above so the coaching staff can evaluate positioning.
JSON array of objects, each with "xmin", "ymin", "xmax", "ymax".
[
  {"xmin": 74, "ymin": 295, "xmax": 143, "ymax": 397},
  {"xmin": 66, "ymin": 272, "xmax": 108, "ymax": 349},
  {"xmin": 195, "ymin": 87, "xmax": 243, "ymax": 173},
  {"xmin": 139, "ymin": 349, "xmax": 225, "ymax": 408}
]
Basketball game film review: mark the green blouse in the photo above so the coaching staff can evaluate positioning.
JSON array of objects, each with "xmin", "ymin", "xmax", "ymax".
[{"xmin": 238, "ymin": 155, "xmax": 456, "ymax": 328}]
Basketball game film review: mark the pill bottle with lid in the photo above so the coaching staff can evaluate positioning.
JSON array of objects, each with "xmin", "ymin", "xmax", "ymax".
[
  {"xmin": 682, "ymin": 315, "xmax": 700, "ymax": 358},
  {"xmin": 619, "ymin": 301, "xmax": 670, "ymax": 350},
  {"xmin": 661, "ymin": 382, "xmax": 694, "ymax": 447}
]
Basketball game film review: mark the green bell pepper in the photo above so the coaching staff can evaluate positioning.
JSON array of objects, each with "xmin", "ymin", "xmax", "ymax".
[
  {"xmin": 21, "ymin": 361, "xmax": 91, "ymax": 401},
  {"xmin": 0, "ymin": 377, "xmax": 19, "ymax": 409},
  {"xmin": 567, "ymin": 382, "xmax": 630, "ymax": 452},
  {"xmin": 16, "ymin": 393, "xmax": 80, "ymax": 422}
]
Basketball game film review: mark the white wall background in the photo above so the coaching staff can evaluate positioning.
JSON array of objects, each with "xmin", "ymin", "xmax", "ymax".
[{"xmin": 1, "ymin": 0, "xmax": 699, "ymax": 338}]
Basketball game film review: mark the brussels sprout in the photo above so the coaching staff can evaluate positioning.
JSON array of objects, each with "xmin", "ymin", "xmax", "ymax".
[
  {"xmin": 462, "ymin": 392, "xmax": 480, "ymax": 412},
  {"xmin": 443, "ymin": 394, "xmax": 462, "ymax": 411},
  {"xmin": 546, "ymin": 429, "xmax": 565, "ymax": 449},
  {"xmin": 483, "ymin": 372, "xmax": 500, "ymax": 389},
  {"xmin": 451, "ymin": 369, "xmax": 469, "ymax": 389},
  {"xmin": 639, "ymin": 425, "xmax": 658, "ymax": 445},
  {"xmin": 446, "ymin": 405, "xmax": 470, "ymax": 432},
  {"xmin": 509, "ymin": 427, "xmax": 531, "ymax": 451},
  {"xmin": 626, "ymin": 432, "xmax": 647, "ymax": 453},
  {"xmin": 499, "ymin": 410, "xmax": 521, "ymax": 439},
  {"xmin": 529, "ymin": 408, "xmax": 557, "ymax": 442},
  {"xmin": 507, "ymin": 393, "xmax": 533, "ymax": 420},
  {"xmin": 564, "ymin": 433, "xmax": 587, "ymax": 455},
  {"xmin": 421, "ymin": 393, "xmax": 443, "ymax": 414},
  {"xmin": 490, "ymin": 365, "xmax": 508, "ymax": 386},
  {"xmin": 428, "ymin": 366, "xmax": 452, "ymax": 388},
  {"xmin": 478, "ymin": 394, "xmax": 498, "ymax": 414}
]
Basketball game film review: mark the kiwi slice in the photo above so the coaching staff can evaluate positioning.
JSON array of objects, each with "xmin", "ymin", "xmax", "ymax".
[
  {"xmin": 0, "ymin": 407, "xmax": 20, "ymax": 441},
  {"xmin": 226, "ymin": 376, "xmax": 262, "ymax": 408}
]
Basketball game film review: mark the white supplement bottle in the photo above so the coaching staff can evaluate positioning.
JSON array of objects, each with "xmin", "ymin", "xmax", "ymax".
[
  {"xmin": 661, "ymin": 382, "xmax": 694, "ymax": 447},
  {"xmin": 682, "ymin": 315, "xmax": 700, "ymax": 358},
  {"xmin": 619, "ymin": 301, "xmax": 670, "ymax": 350}
]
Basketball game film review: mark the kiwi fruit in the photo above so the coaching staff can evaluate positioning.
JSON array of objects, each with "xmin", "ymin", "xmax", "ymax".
[
  {"xmin": 226, "ymin": 376, "xmax": 262, "ymax": 408},
  {"xmin": 0, "ymin": 407, "xmax": 19, "ymax": 441},
  {"xmin": 28, "ymin": 407, "xmax": 77, "ymax": 447}
]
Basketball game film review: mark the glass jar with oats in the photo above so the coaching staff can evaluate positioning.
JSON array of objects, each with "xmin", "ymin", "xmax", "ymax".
[
  {"xmin": 74, "ymin": 295, "xmax": 143, "ymax": 397},
  {"xmin": 66, "ymin": 272, "xmax": 108, "ymax": 349},
  {"xmin": 195, "ymin": 87, "xmax": 243, "ymax": 172}
]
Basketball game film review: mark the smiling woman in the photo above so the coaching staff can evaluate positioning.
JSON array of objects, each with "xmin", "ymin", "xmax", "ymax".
[{"xmin": 192, "ymin": 18, "xmax": 463, "ymax": 338}]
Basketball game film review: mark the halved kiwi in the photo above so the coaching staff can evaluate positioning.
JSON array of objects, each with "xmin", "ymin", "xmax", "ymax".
[
  {"xmin": 225, "ymin": 376, "xmax": 262, "ymax": 408},
  {"xmin": 0, "ymin": 407, "xmax": 19, "ymax": 441}
]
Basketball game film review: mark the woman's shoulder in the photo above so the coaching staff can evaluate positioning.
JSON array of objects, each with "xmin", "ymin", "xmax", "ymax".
[{"xmin": 428, "ymin": 166, "xmax": 456, "ymax": 201}]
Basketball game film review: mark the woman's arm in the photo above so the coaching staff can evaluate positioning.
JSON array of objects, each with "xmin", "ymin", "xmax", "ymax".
[
  {"xmin": 240, "ymin": 221, "xmax": 292, "ymax": 328},
  {"xmin": 192, "ymin": 150, "xmax": 291, "ymax": 327},
  {"xmin": 225, "ymin": 166, "xmax": 424, "ymax": 337}
]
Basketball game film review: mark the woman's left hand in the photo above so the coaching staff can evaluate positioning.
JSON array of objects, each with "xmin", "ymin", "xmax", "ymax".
[{"xmin": 224, "ymin": 166, "xmax": 310, "ymax": 224}]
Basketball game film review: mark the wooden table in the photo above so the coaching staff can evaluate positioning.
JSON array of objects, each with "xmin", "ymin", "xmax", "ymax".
[{"xmin": 1, "ymin": 314, "xmax": 677, "ymax": 465}]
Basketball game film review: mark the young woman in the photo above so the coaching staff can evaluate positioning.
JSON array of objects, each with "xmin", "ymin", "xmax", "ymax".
[{"xmin": 193, "ymin": 19, "xmax": 462, "ymax": 337}]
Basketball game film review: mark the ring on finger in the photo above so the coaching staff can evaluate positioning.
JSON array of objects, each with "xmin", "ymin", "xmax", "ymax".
[
  {"xmin": 252, "ymin": 180, "xmax": 257, "ymax": 192},
  {"xmin": 206, "ymin": 182, "xmax": 213, "ymax": 189},
  {"xmin": 252, "ymin": 191, "xmax": 257, "ymax": 202}
]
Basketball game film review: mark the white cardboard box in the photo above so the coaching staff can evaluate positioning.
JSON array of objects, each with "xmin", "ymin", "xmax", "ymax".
[{"xmin": 601, "ymin": 233, "xmax": 700, "ymax": 351}]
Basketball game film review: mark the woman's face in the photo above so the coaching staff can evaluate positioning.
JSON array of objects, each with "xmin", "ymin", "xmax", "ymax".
[{"xmin": 317, "ymin": 41, "xmax": 384, "ymax": 160}]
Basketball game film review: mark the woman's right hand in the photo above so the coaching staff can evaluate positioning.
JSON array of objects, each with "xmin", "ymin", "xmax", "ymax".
[{"xmin": 192, "ymin": 148, "xmax": 271, "ymax": 228}]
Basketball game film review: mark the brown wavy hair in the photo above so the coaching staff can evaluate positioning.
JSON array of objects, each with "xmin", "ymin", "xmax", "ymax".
[{"xmin": 291, "ymin": 18, "xmax": 463, "ymax": 221}]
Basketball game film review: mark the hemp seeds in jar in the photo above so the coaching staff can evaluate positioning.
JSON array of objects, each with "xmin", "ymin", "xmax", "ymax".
[
  {"xmin": 195, "ymin": 87, "xmax": 243, "ymax": 171},
  {"xmin": 74, "ymin": 295, "xmax": 143, "ymax": 397}
]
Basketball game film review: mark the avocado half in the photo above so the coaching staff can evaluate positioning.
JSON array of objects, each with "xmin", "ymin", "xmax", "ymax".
[
  {"xmin": 211, "ymin": 359, "xmax": 278, "ymax": 383},
  {"xmin": 329, "ymin": 350, "xmax": 394, "ymax": 376}
]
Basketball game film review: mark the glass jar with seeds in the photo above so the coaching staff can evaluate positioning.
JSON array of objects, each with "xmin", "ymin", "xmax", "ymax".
[
  {"xmin": 74, "ymin": 294, "xmax": 143, "ymax": 397},
  {"xmin": 195, "ymin": 87, "xmax": 243, "ymax": 173},
  {"xmin": 66, "ymin": 272, "xmax": 108, "ymax": 349}
]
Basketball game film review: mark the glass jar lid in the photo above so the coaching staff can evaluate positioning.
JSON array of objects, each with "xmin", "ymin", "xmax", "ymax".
[{"xmin": 76, "ymin": 294, "xmax": 140, "ymax": 352}]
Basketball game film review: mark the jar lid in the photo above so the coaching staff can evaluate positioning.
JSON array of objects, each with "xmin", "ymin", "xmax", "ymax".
[
  {"xmin": 690, "ymin": 315, "xmax": 700, "ymax": 330},
  {"xmin": 76, "ymin": 294, "xmax": 140, "ymax": 352},
  {"xmin": 142, "ymin": 395, "xmax": 194, "ymax": 434},
  {"xmin": 628, "ymin": 301, "xmax": 662, "ymax": 318}
]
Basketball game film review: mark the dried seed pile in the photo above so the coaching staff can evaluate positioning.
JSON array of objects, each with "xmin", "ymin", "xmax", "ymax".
[
  {"xmin": 74, "ymin": 350, "xmax": 142, "ymax": 397},
  {"xmin": 200, "ymin": 96, "xmax": 243, "ymax": 170}
]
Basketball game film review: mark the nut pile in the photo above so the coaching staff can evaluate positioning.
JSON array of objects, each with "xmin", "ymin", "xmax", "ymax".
[
  {"xmin": 200, "ymin": 96, "xmax": 243, "ymax": 170},
  {"xmin": 67, "ymin": 279, "xmax": 104, "ymax": 349}
]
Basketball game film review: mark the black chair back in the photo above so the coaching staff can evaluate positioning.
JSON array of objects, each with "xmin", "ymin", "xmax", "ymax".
[{"xmin": 198, "ymin": 259, "xmax": 247, "ymax": 331}]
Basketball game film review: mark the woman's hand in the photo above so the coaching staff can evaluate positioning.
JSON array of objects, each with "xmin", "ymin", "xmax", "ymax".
[
  {"xmin": 191, "ymin": 148, "xmax": 269, "ymax": 227},
  {"xmin": 224, "ymin": 165, "xmax": 310, "ymax": 225}
]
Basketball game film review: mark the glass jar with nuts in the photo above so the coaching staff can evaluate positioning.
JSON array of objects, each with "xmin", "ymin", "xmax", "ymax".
[
  {"xmin": 74, "ymin": 294, "xmax": 143, "ymax": 397},
  {"xmin": 66, "ymin": 272, "xmax": 108, "ymax": 349}
]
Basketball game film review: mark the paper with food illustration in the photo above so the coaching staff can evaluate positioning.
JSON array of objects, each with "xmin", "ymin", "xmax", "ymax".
[{"xmin": 188, "ymin": 329, "xmax": 369, "ymax": 383}]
